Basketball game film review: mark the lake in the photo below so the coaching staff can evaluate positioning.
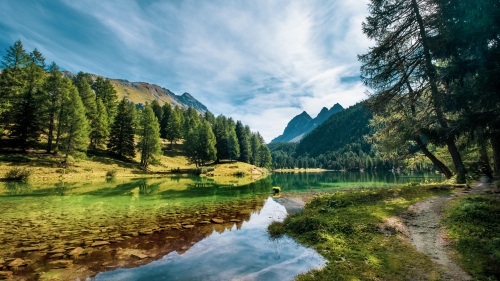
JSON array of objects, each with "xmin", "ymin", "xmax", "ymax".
[{"xmin": 0, "ymin": 171, "xmax": 443, "ymax": 280}]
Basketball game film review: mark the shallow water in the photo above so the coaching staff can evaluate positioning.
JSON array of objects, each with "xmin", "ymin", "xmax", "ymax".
[
  {"xmin": 92, "ymin": 198, "xmax": 326, "ymax": 281},
  {"xmin": 0, "ymin": 171, "xmax": 443, "ymax": 280}
]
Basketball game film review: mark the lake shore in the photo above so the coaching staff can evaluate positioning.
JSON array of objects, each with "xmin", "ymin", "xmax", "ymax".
[{"xmin": 268, "ymin": 183, "xmax": 499, "ymax": 280}]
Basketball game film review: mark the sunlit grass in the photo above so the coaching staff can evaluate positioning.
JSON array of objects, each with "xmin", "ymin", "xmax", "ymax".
[
  {"xmin": 442, "ymin": 195, "xmax": 500, "ymax": 280},
  {"xmin": 269, "ymin": 184, "xmax": 454, "ymax": 280}
]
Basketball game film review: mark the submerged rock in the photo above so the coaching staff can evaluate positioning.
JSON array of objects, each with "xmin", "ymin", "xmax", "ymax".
[
  {"xmin": 131, "ymin": 253, "xmax": 149, "ymax": 260},
  {"xmin": 182, "ymin": 225, "xmax": 195, "ymax": 229},
  {"xmin": 211, "ymin": 218, "xmax": 224, "ymax": 224},
  {"xmin": 0, "ymin": 271, "xmax": 13, "ymax": 279},
  {"xmin": 69, "ymin": 247, "xmax": 84, "ymax": 256},
  {"xmin": 90, "ymin": 241, "xmax": 109, "ymax": 247},
  {"xmin": 8, "ymin": 258, "xmax": 25, "ymax": 267},
  {"xmin": 48, "ymin": 260, "xmax": 73, "ymax": 268}
]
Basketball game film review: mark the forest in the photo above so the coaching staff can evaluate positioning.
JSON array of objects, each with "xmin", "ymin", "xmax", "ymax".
[
  {"xmin": 271, "ymin": 0, "xmax": 500, "ymax": 184},
  {"xmin": 0, "ymin": 41, "xmax": 272, "ymax": 170}
]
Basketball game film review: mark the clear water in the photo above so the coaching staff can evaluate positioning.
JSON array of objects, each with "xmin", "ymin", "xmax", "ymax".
[{"xmin": 0, "ymin": 171, "xmax": 443, "ymax": 280}]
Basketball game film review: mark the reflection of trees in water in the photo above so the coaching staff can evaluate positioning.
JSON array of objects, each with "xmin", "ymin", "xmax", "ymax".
[
  {"xmin": 3, "ymin": 181, "xmax": 33, "ymax": 195},
  {"xmin": 139, "ymin": 180, "xmax": 160, "ymax": 196}
]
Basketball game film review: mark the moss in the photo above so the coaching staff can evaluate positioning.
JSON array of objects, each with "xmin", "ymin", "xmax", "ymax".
[
  {"xmin": 269, "ymin": 185, "xmax": 454, "ymax": 280},
  {"xmin": 442, "ymin": 195, "xmax": 500, "ymax": 280}
]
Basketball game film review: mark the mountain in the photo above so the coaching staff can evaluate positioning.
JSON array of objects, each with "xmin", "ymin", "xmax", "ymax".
[
  {"xmin": 271, "ymin": 103, "xmax": 344, "ymax": 143},
  {"xmin": 62, "ymin": 71, "xmax": 209, "ymax": 113}
]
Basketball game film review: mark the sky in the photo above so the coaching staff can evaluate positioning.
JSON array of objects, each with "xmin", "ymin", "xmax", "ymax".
[{"xmin": 0, "ymin": 0, "xmax": 372, "ymax": 143}]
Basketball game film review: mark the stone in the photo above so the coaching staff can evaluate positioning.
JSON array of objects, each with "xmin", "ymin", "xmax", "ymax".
[
  {"xmin": 138, "ymin": 230, "xmax": 153, "ymax": 235},
  {"xmin": 48, "ymin": 260, "xmax": 73, "ymax": 269},
  {"xmin": 211, "ymin": 218, "xmax": 224, "ymax": 224},
  {"xmin": 47, "ymin": 249, "xmax": 65, "ymax": 254},
  {"xmin": 0, "ymin": 271, "xmax": 13, "ymax": 279},
  {"xmin": 182, "ymin": 225, "xmax": 195, "ymax": 229},
  {"xmin": 230, "ymin": 219, "xmax": 241, "ymax": 222},
  {"xmin": 199, "ymin": 221, "xmax": 210, "ymax": 224},
  {"xmin": 21, "ymin": 247, "xmax": 40, "ymax": 252},
  {"xmin": 90, "ymin": 241, "xmax": 109, "ymax": 247},
  {"xmin": 49, "ymin": 253, "xmax": 64, "ymax": 259},
  {"xmin": 131, "ymin": 253, "xmax": 149, "ymax": 260},
  {"xmin": 8, "ymin": 258, "xmax": 25, "ymax": 267},
  {"xmin": 69, "ymin": 247, "xmax": 84, "ymax": 256}
]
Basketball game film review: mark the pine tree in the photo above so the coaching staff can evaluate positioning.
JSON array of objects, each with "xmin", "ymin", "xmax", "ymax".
[
  {"xmin": 151, "ymin": 100, "xmax": 163, "ymax": 122},
  {"xmin": 92, "ymin": 77, "xmax": 117, "ymax": 123},
  {"xmin": 74, "ymin": 72, "xmax": 97, "ymax": 122},
  {"xmin": 184, "ymin": 120, "xmax": 217, "ymax": 166},
  {"xmin": 0, "ymin": 40, "xmax": 29, "ymax": 136},
  {"xmin": 60, "ymin": 82, "xmax": 90, "ymax": 158},
  {"xmin": 10, "ymin": 49, "xmax": 46, "ymax": 150},
  {"xmin": 213, "ymin": 115, "xmax": 229, "ymax": 162},
  {"xmin": 165, "ymin": 106, "xmax": 182, "ymax": 147},
  {"xmin": 108, "ymin": 98, "xmax": 136, "ymax": 159},
  {"xmin": 227, "ymin": 128, "xmax": 240, "ymax": 162},
  {"xmin": 258, "ymin": 145, "xmax": 272, "ymax": 169},
  {"xmin": 44, "ymin": 62, "xmax": 64, "ymax": 153},
  {"xmin": 182, "ymin": 107, "xmax": 200, "ymax": 139},
  {"xmin": 90, "ymin": 99, "xmax": 109, "ymax": 149},
  {"xmin": 250, "ymin": 133, "xmax": 262, "ymax": 165},
  {"xmin": 236, "ymin": 121, "xmax": 250, "ymax": 163},
  {"xmin": 160, "ymin": 103, "xmax": 172, "ymax": 139},
  {"xmin": 138, "ymin": 105, "xmax": 162, "ymax": 169}
]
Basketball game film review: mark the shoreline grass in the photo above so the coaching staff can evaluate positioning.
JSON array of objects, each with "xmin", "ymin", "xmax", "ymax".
[
  {"xmin": 442, "ymin": 194, "xmax": 500, "ymax": 280},
  {"xmin": 268, "ymin": 184, "xmax": 458, "ymax": 280}
]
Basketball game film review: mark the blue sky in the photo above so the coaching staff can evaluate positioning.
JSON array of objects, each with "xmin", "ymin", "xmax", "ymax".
[{"xmin": 0, "ymin": 0, "xmax": 371, "ymax": 142}]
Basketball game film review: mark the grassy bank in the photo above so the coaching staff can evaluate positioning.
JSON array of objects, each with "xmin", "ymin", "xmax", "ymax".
[
  {"xmin": 0, "ymin": 143, "xmax": 265, "ymax": 183},
  {"xmin": 268, "ymin": 184, "xmax": 457, "ymax": 280},
  {"xmin": 442, "ymin": 194, "xmax": 500, "ymax": 280}
]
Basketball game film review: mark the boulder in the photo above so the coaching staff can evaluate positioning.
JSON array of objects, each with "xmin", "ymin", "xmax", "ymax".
[
  {"xmin": 211, "ymin": 218, "xmax": 224, "ymax": 224},
  {"xmin": 131, "ymin": 253, "xmax": 149, "ymax": 260},
  {"xmin": 48, "ymin": 260, "xmax": 73, "ymax": 269},
  {"xmin": 48, "ymin": 253, "xmax": 64, "ymax": 259},
  {"xmin": 198, "ymin": 221, "xmax": 210, "ymax": 224},
  {"xmin": 0, "ymin": 271, "xmax": 13, "ymax": 279},
  {"xmin": 90, "ymin": 241, "xmax": 109, "ymax": 247},
  {"xmin": 8, "ymin": 258, "xmax": 25, "ymax": 267},
  {"xmin": 182, "ymin": 225, "xmax": 195, "ymax": 229},
  {"xmin": 69, "ymin": 247, "xmax": 84, "ymax": 256}
]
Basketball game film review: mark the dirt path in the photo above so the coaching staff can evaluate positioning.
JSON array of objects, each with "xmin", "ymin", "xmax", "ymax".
[{"xmin": 401, "ymin": 185, "xmax": 489, "ymax": 280}]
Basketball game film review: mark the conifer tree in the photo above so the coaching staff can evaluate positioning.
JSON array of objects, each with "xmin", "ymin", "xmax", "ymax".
[
  {"xmin": 213, "ymin": 115, "xmax": 229, "ymax": 162},
  {"xmin": 44, "ymin": 62, "xmax": 64, "ymax": 153},
  {"xmin": 258, "ymin": 145, "xmax": 272, "ymax": 169},
  {"xmin": 10, "ymin": 49, "xmax": 46, "ymax": 150},
  {"xmin": 165, "ymin": 106, "xmax": 182, "ymax": 147},
  {"xmin": 60, "ymin": 82, "xmax": 90, "ymax": 158},
  {"xmin": 0, "ymin": 40, "xmax": 29, "ymax": 136},
  {"xmin": 138, "ymin": 105, "xmax": 162, "ymax": 169},
  {"xmin": 160, "ymin": 103, "xmax": 172, "ymax": 139},
  {"xmin": 108, "ymin": 98, "xmax": 136, "ymax": 159},
  {"xmin": 151, "ymin": 100, "xmax": 163, "ymax": 122},
  {"xmin": 74, "ymin": 72, "xmax": 97, "ymax": 122},
  {"xmin": 90, "ymin": 99, "xmax": 109, "ymax": 149},
  {"xmin": 227, "ymin": 128, "xmax": 240, "ymax": 162},
  {"xmin": 235, "ymin": 121, "xmax": 250, "ymax": 163},
  {"xmin": 92, "ymin": 77, "xmax": 117, "ymax": 123},
  {"xmin": 250, "ymin": 133, "xmax": 262, "ymax": 165},
  {"xmin": 184, "ymin": 120, "xmax": 217, "ymax": 166},
  {"xmin": 182, "ymin": 107, "xmax": 200, "ymax": 139}
]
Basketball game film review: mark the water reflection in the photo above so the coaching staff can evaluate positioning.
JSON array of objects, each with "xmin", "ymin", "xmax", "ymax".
[{"xmin": 92, "ymin": 198, "xmax": 326, "ymax": 281}]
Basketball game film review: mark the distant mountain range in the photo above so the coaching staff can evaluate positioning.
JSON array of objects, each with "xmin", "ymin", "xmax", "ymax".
[
  {"xmin": 271, "ymin": 103, "xmax": 344, "ymax": 143},
  {"xmin": 62, "ymin": 71, "xmax": 209, "ymax": 113}
]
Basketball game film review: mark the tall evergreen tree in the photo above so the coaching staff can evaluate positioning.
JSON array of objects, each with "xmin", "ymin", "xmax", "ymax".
[
  {"xmin": 90, "ymin": 99, "xmax": 109, "ymax": 149},
  {"xmin": 151, "ymin": 100, "xmax": 163, "ymax": 123},
  {"xmin": 138, "ymin": 105, "xmax": 162, "ymax": 169},
  {"xmin": 92, "ymin": 77, "xmax": 117, "ymax": 123},
  {"xmin": 108, "ymin": 98, "xmax": 136, "ymax": 159},
  {"xmin": 258, "ymin": 145, "xmax": 272, "ymax": 169},
  {"xmin": 227, "ymin": 128, "xmax": 240, "ymax": 162},
  {"xmin": 184, "ymin": 120, "xmax": 217, "ymax": 166},
  {"xmin": 44, "ymin": 62, "xmax": 64, "ymax": 153},
  {"xmin": 182, "ymin": 107, "xmax": 200, "ymax": 139},
  {"xmin": 0, "ymin": 40, "xmax": 29, "ymax": 136},
  {"xmin": 160, "ymin": 102, "xmax": 172, "ymax": 139},
  {"xmin": 60, "ymin": 82, "xmax": 90, "ymax": 158},
  {"xmin": 165, "ymin": 106, "xmax": 182, "ymax": 147},
  {"xmin": 9, "ymin": 49, "xmax": 46, "ymax": 150},
  {"xmin": 74, "ymin": 72, "xmax": 97, "ymax": 122},
  {"xmin": 213, "ymin": 115, "xmax": 229, "ymax": 161},
  {"xmin": 235, "ymin": 121, "xmax": 251, "ymax": 163},
  {"xmin": 250, "ymin": 133, "xmax": 262, "ymax": 165}
]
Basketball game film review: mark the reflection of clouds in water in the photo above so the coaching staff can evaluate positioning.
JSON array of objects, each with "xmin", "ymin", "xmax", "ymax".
[{"xmin": 93, "ymin": 197, "xmax": 325, "ymax": 281}]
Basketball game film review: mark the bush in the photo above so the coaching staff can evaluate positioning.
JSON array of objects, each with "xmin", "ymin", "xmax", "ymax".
[
  {"xmin": 4, "ymin": 167, "xmax": 33, "ymax": 181},
  {"xmin": 235, "ymin": 170, "xmax": 245, "ymax": 176},
  {"xmin": 171, "ymin": 167, "xmax": 182, "ymax": 173},
  {"xmin": 106, "ymin": 170, "xmax": 117, "ymax": 178}
]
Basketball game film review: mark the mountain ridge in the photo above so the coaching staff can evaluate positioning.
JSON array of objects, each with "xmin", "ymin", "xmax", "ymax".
[
  {"xmin": 62, "ymin": 71, "xmax": 209, "ymax": 113},
  {"xmin": 271, "ymin": 103, "xmax": 344, "ymax": 143}
]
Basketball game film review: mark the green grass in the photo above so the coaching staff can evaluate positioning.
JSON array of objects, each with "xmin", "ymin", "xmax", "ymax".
[
  {"xmin": 442, "ymin": 195, "xmax": 500, "ymax": 280},
  {"xmin": 268, "ymin": 184, "xmax": 454, "ymax": 280}
]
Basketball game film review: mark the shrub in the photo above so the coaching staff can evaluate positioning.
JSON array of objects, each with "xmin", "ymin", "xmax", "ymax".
[
  {"xmin": 106, "ymin": 170, "xmax": 117, "ymax": 178},
  {"xmin": 4, "ymin": 167, "xmax": 33, "ymax": 181}
]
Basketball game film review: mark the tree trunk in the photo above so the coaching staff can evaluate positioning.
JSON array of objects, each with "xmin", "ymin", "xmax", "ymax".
[
  {"xmin": 491, "ymin": 134, "xmax": 500, "ymax": 176},
  {"xmin": 478, "ymin": 144, "xmax": 493, "ymax": 179},
  {"xmin": 414, "ymin": 135, "xmax": 453, "ymax": 178},
  {"xmin": 412, "ymin": 0, "xmax": 467, "ymax": 183}
]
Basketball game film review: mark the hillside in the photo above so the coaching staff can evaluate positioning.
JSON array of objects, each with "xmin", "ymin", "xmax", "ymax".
[
  {"xmin": 62, "ymin": 71, "xmax": 208, "ymax": 113},
  {"xmin": 271, "ymin": 103, "xmax": 343, "ymax": 143}
]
